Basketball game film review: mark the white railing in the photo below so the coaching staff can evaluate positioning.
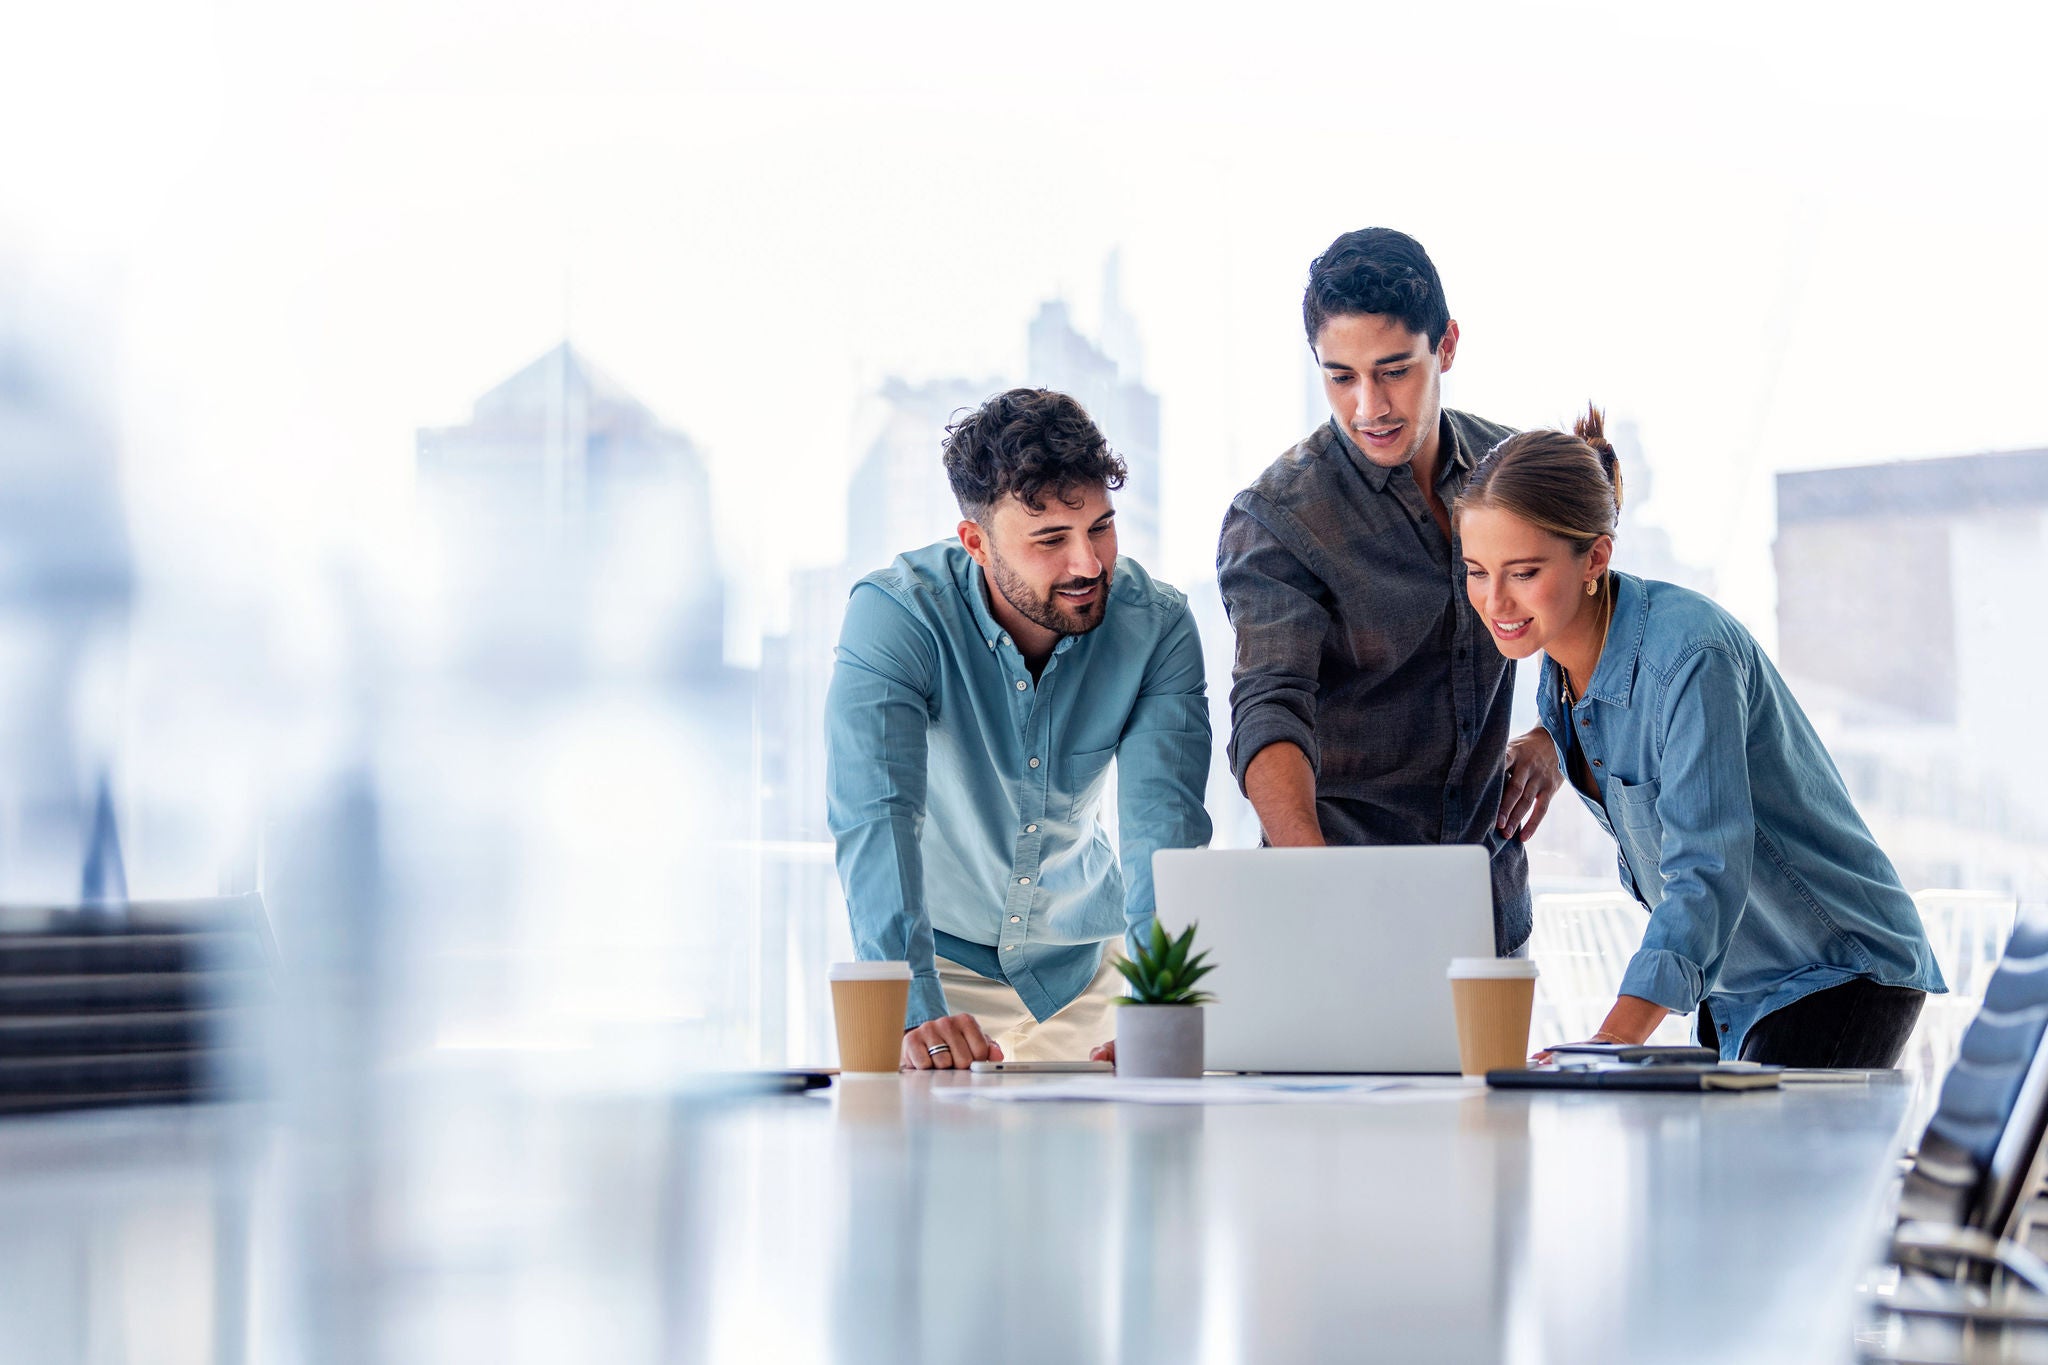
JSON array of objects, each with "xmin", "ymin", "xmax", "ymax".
[{"xmin": 1528, "ymin": 887, "xmax": 2018, "ymax": 1084}]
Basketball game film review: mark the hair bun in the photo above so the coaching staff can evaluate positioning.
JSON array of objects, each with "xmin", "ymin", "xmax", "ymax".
[
  {"xmin": 1571, "ymin": 402, "xmax": 1610, "ymax": 453},
  {"xmin": 1572, "ymin": 402, "xmax": 1624, "ymax": 514}
]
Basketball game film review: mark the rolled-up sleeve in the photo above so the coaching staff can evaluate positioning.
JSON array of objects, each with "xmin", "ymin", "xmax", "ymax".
[
  {"xmin": 1115, "ymin": 601, "xmax": 1215, "ymax": 952},
  {"xmin": 825, "ymin": 584, "xmax": 948, "ymax": 1028},
  {"xmin": 1617, "ymin": 646, "xmax": 1756, "ymax": 1014},
  {"xmin": 1217, "ymin": 492, "xmax": 1332, "ymax": 788}
]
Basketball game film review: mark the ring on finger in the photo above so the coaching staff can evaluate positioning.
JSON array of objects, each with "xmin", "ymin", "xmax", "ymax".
[{"xmin": 927, "ymin": 1043, "xmax": 952, "ymax": 1057}]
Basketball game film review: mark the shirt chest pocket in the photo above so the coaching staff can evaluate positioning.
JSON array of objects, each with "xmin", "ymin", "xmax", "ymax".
[
  {"xmin": 1605, "ymin": 776, "xmax": 1664, "ymax": 889},
  {"xmin": 1063, "ymin": 746, "xmax": 1118, "ymax": 822}
]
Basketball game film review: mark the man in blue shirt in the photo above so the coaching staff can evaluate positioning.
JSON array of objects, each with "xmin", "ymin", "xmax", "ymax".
[{"xmin": 827, "ymin": 388, "xmax": 1213, "ymax": 1070}]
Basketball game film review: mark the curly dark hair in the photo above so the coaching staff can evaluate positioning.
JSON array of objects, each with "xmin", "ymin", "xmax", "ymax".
[
  {"xmin": 941, "ymin": 388, "xmax": 1128, "ymax": 523},
  {"xmin": 1302, "ymin": 227, "xmax": 1451, "ymax": 351}
]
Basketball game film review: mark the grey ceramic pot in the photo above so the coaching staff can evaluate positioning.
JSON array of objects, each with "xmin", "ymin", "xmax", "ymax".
[{"xmin": 1115, "ymin": 1004, "xmax": 1205, "ymax": 1078}]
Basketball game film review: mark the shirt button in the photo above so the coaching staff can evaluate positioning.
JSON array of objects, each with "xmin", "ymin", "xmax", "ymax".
[
  {"xmin": 1006, "ymin": 945, "xmax": 1017, "ymax": 952},
  {"xmin": 1029, "ymin": 757, "xmax": 1040, "ymax": 768},
  {"xmin": 1010, "ymin": 915, "xmax": 1022, "ymax": 923},
  {"xmin": 1025, "ymin": 824, "xmax": 1038, "ymax": 833},
  {"xmin": 1001, "ymin": 634, "xmax": 1010, "ymax": 645},
  {"xmin": 1015, "ymin": 680, "xmax": 1027, "ymax": 691},
  {"xmin": 1592, "ymin": 759, "xmax": 1603, "ymax": 767},
  {"xmin": 1019, "ymin": 876, "xmax": 1031, "ymax": 885}
]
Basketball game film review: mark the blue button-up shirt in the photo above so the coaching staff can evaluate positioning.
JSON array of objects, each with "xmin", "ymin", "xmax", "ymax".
[
  {"xmin": 826, "ymin": 540, "xmax": 1214, "ymax": 1030},
  {"xmin": 1538, "ymin": 572, "xmax": 1945, "ymax": 1057}
]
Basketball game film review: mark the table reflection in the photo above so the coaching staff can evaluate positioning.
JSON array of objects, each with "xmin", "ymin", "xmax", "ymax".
[{"xmin": 0, "ymin": 1071, "xmax": 1913, "ymax": 1364}]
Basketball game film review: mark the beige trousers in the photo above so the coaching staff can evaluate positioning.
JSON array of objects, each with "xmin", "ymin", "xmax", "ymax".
[{"xmin": 935, "ymin": 943, "xmax": 1124, "ymax": 1061}]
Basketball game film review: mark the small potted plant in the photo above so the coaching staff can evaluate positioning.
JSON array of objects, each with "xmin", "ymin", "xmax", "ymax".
[{"xmin": 1113, "ymin": 919, "xmax": 1215, "ymax": 1078}]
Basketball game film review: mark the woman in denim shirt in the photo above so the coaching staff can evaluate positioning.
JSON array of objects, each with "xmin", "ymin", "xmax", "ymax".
[{"xmin": 1454, "ymin": 408, "xmax": 1944, "ymax": 1066}]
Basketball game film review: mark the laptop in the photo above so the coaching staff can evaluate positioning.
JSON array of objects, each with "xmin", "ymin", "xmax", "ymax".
[{"xmin": 1151, "ymin": 846, "xmax": 1496, "ymax": 1074}]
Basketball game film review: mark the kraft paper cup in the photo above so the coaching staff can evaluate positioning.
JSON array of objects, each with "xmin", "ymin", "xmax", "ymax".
[
  {"xmin": 830, "ymin": 961, "xmax": 912, "ymax": 1074},
  {"xmin": 1447, "ymin": 958, "xmax": 1540, "ymax": 1078}
]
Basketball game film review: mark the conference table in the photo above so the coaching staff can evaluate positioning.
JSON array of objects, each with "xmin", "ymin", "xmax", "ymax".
[
  {"xmin": 0, "ymin": 1068, "xmax": 1919, "ymax": 1363},
  {"xmin": 672, "ymin": 1069, "xmax": 1918, "ymax": 1364}
]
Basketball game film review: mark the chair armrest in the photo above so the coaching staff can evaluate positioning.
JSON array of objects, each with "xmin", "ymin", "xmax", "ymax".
[
  {"xmin": 1881, "ymin": 1272, "xmax": 2048, "ymax": 1328},
  {"xmin": 1894, "ymin": 1221, "xmax": 2048, "ymax": 1296}
]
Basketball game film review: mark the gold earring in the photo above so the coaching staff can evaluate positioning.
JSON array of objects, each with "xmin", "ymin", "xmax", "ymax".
[{"xmin": 1585, "ymin": 580, "xmax": 1598, "ymax": 597}]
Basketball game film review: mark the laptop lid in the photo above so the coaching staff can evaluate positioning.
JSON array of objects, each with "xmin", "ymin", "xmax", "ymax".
[{"xmin": 1151, "ymin": 846, "xmax": 1496, "ymax": 1074}]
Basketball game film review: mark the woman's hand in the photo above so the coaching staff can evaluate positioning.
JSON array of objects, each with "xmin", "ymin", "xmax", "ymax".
[
  {"xmin": 1531, "ymin": 1031, "xmax": 1632, "ymax": 1064},
  {"xmin": 1500, "ymin": 728, "xmax": 1563, "ymax": 840}
]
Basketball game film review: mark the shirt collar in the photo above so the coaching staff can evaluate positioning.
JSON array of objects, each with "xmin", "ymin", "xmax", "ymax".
[
  {"xmin": 1328, "ymin": 410, "xmax": 1473, "ymax": 494},
  {"xmin": 961, "ymin": 556, "xmax": 1005, "ymax": 645},
  {"xmin": 1583, "ymin": 570, "xmax": 1647, "ymax": 707}
]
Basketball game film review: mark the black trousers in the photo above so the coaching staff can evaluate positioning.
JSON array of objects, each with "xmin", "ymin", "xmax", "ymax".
[{"xmin": 1697, "ymin": 977, "xmax": 1926, "ymax": 1068}]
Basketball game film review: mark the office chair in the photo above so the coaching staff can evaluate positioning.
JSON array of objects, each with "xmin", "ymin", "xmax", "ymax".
[
  {"xmin": 1862, "ymin": 906, "xmax": 2048, "ymax": 1361},
  {"xmin": 0, "ymin": 892, "xmax": 275, "ymax": 1116}
]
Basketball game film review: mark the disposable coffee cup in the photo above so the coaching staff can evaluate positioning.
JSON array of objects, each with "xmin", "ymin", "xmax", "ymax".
[
  {"xmin": 830, "ymin": 961, "xmax": 912, "ymax": 1074},
  {"xmin": 1447, "ymin": 957, "xmax": 1540, "ymax": 1078}
]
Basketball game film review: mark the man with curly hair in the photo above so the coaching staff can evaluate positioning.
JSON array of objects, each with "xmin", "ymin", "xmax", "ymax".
[
  {"xmin": 827, "ymin": 388, "xmax": 1212, "ymax": 1069},
  {"xmin": 1218, "ymin": 228, "xmax": 1563, "ymax": 957}
]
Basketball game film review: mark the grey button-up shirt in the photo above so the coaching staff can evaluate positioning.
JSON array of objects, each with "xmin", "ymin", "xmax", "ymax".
[{"xmin": 1217, "ymin": 408, "xmax": 1531, "ymax": 953}]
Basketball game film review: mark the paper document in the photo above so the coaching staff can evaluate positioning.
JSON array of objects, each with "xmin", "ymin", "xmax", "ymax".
[{"xmin": 932, "ymin": 1076, "xmax": 1480, "ymax": 1106}]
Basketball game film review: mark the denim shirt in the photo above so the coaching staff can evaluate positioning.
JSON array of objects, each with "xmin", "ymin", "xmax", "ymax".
[
  {"xmin": 826, "ymin": 541, "xmax": 1214, "ymax": 1030},
  {"xmin": 1537, "ymin": 572, "xmax": 1945, "ymax": 1058}
]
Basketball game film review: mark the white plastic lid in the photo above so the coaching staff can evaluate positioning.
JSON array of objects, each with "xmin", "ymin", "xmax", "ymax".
[
  {"xmin": 829, "ymin": 960, "xmax": 913, "ymax": 982},
  {"xmin": 1447, "ymin": 957, "xmax": 1540, "ymax": 980}
]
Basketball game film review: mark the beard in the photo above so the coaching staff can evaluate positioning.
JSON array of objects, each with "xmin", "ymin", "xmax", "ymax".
[{"xmin": 987, "ymin": 548, "xmax": 1111, "ymax": 638}]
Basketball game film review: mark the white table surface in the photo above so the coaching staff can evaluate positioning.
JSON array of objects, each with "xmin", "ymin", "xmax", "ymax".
[
  {"xmin": 0, "ymin": 1069, "xmax": 1920, "ymax": 1365},
  {"xmin": 676, "ymin": 1070, "xmax": 1918, "ymax": 1365}
]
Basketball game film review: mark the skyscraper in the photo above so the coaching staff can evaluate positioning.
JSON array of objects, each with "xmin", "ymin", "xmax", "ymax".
[
  {"xmin": 1775, "ymin": 447, "xmax": 2048, "ymax": 895},
  {"xmin": 1024, "ymin": 288, "xmax": 1162, "ymax": 571},
  {"xmin": 414, "ymin": 343, "xmax": 761, "ymax": 1065},
  {"xmin": 417, "ymin": 341, "xmax": 726, "ymax": 680},
  {"xmin": 0, "ymin": 281, "xmax": 134, "ymax": 899},
  {"xmin": 841, "ymin": 374, "xmax": 1003, "ymax": 574}
]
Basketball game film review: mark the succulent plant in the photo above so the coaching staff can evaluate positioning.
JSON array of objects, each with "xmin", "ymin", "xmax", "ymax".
[{"xmin": 1114, "ymin": 919, "xmax": 1216, "ymax": 1007}]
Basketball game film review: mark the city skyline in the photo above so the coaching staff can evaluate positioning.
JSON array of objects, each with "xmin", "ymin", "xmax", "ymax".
[
  {"xmin": 480, "ymin": 265, "xmax": 2048, "ymax": 920},
  {"xmin": 11, "ymin": 3, "xmax": 2041, "ymax": 686}
]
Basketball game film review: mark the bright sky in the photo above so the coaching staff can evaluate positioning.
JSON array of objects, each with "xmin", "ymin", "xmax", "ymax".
[{"xmin": 5, "ymin": 0, "xmax": 2045, "ymax": 654}]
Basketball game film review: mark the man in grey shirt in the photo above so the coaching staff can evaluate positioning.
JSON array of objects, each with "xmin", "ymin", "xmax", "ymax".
[{"xmin": 1217, "ymin": 228, "xmax": 1561, "ymax": 953}]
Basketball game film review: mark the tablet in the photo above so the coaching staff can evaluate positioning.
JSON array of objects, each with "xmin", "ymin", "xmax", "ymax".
[
  {"xmin": 1488, "ymin": 1064, "xmax": 1783, "ymax": 1092},
  {"xmin": 1546, "ymin": 1043, "xmax": 1720, "ymax": 1066},
  {"xmin": 968, "ymin": 1060, "xmax": 1114, "ymax": 1074}
]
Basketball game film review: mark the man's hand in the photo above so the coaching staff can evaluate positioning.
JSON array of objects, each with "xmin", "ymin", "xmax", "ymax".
[
  {"xmin": 1499, "ymin": 727, "xmax": 1563, "ymax": 841},
  {"xmin": 902, "ymin": 1013, "xmax": 1003, "ymax": 1070},
  {"xmin": 1090, "ymin": 1040, "xmax": 1115, "ymax": 1065}
]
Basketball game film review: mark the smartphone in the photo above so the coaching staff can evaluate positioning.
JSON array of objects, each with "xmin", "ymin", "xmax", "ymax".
[
  {"xmin": 968, "ymin": 1060, "xmax": 1115, "ymax": 1074},
  {"xmin": 1545, "ymin": 1043, "xmax": 1720, "ymax": 1066}
]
